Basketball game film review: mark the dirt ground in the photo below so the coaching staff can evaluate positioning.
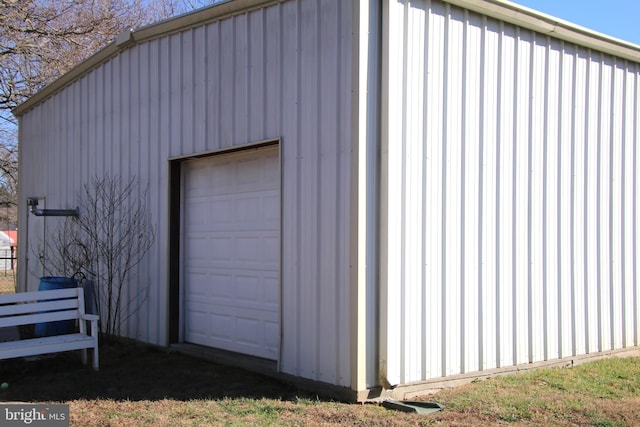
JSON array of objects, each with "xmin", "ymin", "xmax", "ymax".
[
  {"xmin": 0, "ymin": 339, "xmax": 430, "ymax": 426},
  {"xmin": 0, "ymin": 339, "xmax": 305, "ymax": 403}
]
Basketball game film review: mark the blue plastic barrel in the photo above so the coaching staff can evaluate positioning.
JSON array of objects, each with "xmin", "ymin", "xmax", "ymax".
[{"xmin": 34, "ymin": 277, "xmax": 78, "ymax": 337}]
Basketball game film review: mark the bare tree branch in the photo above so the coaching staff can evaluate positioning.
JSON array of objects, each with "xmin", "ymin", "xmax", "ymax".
[
  {"xmin": 44, "ymin": 175, "xmax": 156, "ymax": 338},
  {"xmin": 0, "ymin": 0, "xmax": 215, "ymax": 225}
]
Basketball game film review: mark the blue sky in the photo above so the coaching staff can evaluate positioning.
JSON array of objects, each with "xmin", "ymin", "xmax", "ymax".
[{"xmin": 513, "ymin": 0, "xmax": 640, "ymax": 45}]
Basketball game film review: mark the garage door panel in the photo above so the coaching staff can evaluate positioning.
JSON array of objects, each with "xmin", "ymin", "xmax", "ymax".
[
  {"xmin": 185, "ymin": 234, "xmax": 278, "ymax": 270},
  {"xmin": 188, "ymin": 273, "xmax": 215, "ymax": 297},
  {"xmin": 186, "ymin": 221, "xmax": 278, "ymax": 234},
  {"xmin": 264, "ymin": 276, "xmax": 279, "ymax": 305},
  {"xmin": 208, "ymin": 313, "xmax": 234, "ymax": 342},
  {"xmin": 236, "ymin": 275, "xmax": 263, "ymax": 301},
  {"xmin": 185, "ymin": 273, "xmax": 278, "ymax": 308},
  {"xmin": 184, "ymin": 146, "xmax": 280, "ymax": 359}
]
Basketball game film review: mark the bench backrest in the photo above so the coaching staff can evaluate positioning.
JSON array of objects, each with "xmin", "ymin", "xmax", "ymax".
[{"xmin": 0, "ymin": 287, "xmax": 87, "ymax": 328}]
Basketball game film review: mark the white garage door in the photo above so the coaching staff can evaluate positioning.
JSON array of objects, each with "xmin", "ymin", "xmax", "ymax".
[{"xmin": 183, "ymin": 146, "xmax": 280, "ymax": 360}]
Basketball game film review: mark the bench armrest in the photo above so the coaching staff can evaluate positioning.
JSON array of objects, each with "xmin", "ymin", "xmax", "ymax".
[{"xmin": 79, "ymin": 314, "xmax": 100, "ymax": 339}]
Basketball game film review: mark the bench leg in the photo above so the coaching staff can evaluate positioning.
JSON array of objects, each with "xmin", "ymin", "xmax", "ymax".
[
  {"xmin": 81, "ymin": 348, "xmax": 88, "ymax": 365},
  {"xmin": 92, "ymin": 347, "xmax": 99, "ymax": 371}
]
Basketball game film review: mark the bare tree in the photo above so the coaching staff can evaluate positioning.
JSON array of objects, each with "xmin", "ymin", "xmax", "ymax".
[
  {"xmin": 1, "ymin": 0, "xmax": 216, "ymax": 113},
  {"xmin": 0, "ymin": 117, "xmax": 18, "ymax": 224},
  {"xmin": 45, "ymin": 175, "xmax": 156, "ymax": 337},
  {"xmin": 1, "ymin": 0, "xmax": 215, "ymax": 225}
]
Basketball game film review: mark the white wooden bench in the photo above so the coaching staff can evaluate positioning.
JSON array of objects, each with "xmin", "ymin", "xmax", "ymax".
[{"xmin": 0, "ymin": 287, "xmax": 99, "ymax": 370}]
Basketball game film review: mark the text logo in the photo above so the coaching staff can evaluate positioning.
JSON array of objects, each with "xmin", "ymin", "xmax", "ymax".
[{"xmin": 1, "ymin": 405, "xmax": 69, "ymax": 426}]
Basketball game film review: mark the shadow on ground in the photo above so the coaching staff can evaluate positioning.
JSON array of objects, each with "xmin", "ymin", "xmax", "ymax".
[{"xmin": 0, "ymin": 340, "xmax": 310, "ymax": 402}]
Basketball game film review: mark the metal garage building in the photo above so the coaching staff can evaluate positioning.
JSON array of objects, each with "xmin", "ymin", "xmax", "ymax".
[{"xmin": 14, "ymin": 0, "xmax": 640, "ymax": 400}]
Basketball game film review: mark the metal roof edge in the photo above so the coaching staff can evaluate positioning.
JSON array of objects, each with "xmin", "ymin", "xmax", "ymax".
[
  {"xmin": 444, "ymin": 0, "xmax": 640, "ymax": 62},
  {"xmin": 14, "ymin": 0, "xmax": 640, "ymax": 117},
  {"xmin": 13, "ymin": 0, "xmax": 279, "ymax": 117}
]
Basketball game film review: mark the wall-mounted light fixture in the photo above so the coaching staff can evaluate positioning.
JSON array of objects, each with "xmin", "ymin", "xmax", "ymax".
[{"xmin": 27, "ymin": 197, "xmax": 79, "ymax": 217}]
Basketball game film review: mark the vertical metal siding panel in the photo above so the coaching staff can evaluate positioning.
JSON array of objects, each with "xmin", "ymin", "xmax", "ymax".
[
  {"xmin": 118, "ymin": 52, "xmax": 131, "ymax": 182},
  {"xmin": 599, "ymin": 60, "xmax": 613, "ymax": 350},
  {"xmin": 635, "ymin": 68, "xmax": 640, "ymax": 347},
  {"xmin": 125, "ymin": 49, "xmax": 138, "ymax": 338},
  {"xmin": 573, "ymin": 51, "xmax": 587, "ymax": 357},
  {"xmin": 86, "ymin": 64, "xmax": 95, "ymax": 190},
  {"xmin": 623, "ymin": 68, "xmax": 636, "ymax": 347},
  {"xmin": 559, "ymin": 46, "xmax": 574, "ymax": 357},
  {"xmin": 248, "ymin": 9, "xmax": 266, "ymax": 141},
  {"xmin": 68, "ymin": 81, "xmax": 77, "ymax": 204},
  {"xmin": 514, "ymin": 30, "xmax": 530, "ymax": 365},
  {"xmin": 158, "ymin": 37, "xmax": 173, "ymax": 170},
  {"xmin": 317, "ymin": 0, "xmax": 339, "ymax": 384},
  {"xmin": 234, "ymin": 14, "xmax": 249, "ymax": 145},
  {"xmin": 51, "ymin": 87, "xmax": 62, "ymax": 204},
  {"xmin": 445, "ymin": 5, "xmax": 464, "ymax": 377},
  {"xmin": 279, "ymin": 0, "xmax": 300, "ymax": 378},
  {"xmin": 43, "ymin": 95, "xmax": 52, "ymax": 202},
  {"xmin": 463, "ymin": 12, "xmax": 481, "ymax": 374},
  {"xmin": 130, "ymin": 48, "xmax": 141, "ymax": 185},
  {"xmin": 611, "ymin": 64, "xmax": 624, "ymax": 349},
  {"xmin": 264, "ymin": 7, "xmax": 281, "ymax": 138},
  {"xmin": 193, "ymin": 26, "xmax": 207, "ymax": 154},
  {"xmin": 133, "ymin": 42, "xmax": 150, "ymax": 341},
  {"xmin": 424, "ymin": 0, "xmax": 445, "ymax": 380},
  {"xmin": 78, "ymin": 75, "xmax": 89, "ymax": 194},
  {"xmin": 337, "ymin": 0, "xmax": 352, "ymax": 387},
  {"xmin": 104, "ymin": 60, "xmax": 114, "ymax": 176},
  {"xmin": 205, "ymin": 22, "xmax": 220, "ymax": 151},
  {"xmin": 146, "ymin": 38, "xmax": 162, "ymax": 344},
  {"xmin": 298, "ymin": 0, "xmax": 320, "ymax": 381},
  {"xmin": 586, "ymin": 57, "xmax": 601, "ymax": 353},
  {"xmin": 116, "ymin": 51, "xmax": 131, "ymax": 338},
  {"xmin": 404, "ymin": 2, "xmax": 426, "ymax": 382},
  {"xmin": 176, "ymin": 30, "xmax": 194, "ymax": 153},
  {"xmin": 498, "ymin": 24, "xmax": 515, "ymax": 368},
  {"xmin": 111, "ymin": 56, "xmax": 122, "ymax": 179},
  {"xmin": 384, "ymin": 0, "xmax": 405, "ymax": 386},
  {"xmin": 182, "ymin": 30, "xmax": 195, "ymax": 154},
  {"xmin": 68, "ymin": 83, "xmax": 78, "ymax": 197},
  {"xmin": 219, "ymin": 18, "xmax": 235, "ymax": 148},
  {"xmin": 530, "ymin": 37, "xmax": 546, "ymax": 363},
  {"xmin": 481, "ymin": 18, "xmax": 499, "ymax": 370},
  {"xmin": 51, "ymin": 76, "xmax": 63, "ymax": 234},
  {"xmin": 545, "ymin": 40, "xmax": 561, "ymax": 360},
  {"xmin": 157, "ymin": 36, "xmax": 174, "ymax": 344},
  {"xmin": 93, "ymin": 66, "xmax": 104, "ymax": 177}
]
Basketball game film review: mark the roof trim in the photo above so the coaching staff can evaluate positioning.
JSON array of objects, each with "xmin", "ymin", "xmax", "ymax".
[
  {"xmin": 445, "ymin": 0, "xmax": 640, "ymax": 61},
  {"xmin": 13, "ymin": 0, "xmax": 640, "ymax": 116},
  {"xmin": 13, "ymin": 0, "xmax": 280, "ymax": 116}
]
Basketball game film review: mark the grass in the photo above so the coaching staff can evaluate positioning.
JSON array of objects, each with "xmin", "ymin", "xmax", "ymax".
[
  {"xmin": 0, "ymin": 339, "xmax": 639, "ymax": 426},
  {"xmin": 431, "ymin": 356, "xmax": 640, "ymax": 426},
  {"xmin": 0, "ymin": 273, "xmax": 15, "ymax": 294}
]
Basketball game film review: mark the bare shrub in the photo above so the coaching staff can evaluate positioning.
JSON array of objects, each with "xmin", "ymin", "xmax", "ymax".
[{"xmin": 45, "ymin": 175, "xmax": 155, "ymax": 337}]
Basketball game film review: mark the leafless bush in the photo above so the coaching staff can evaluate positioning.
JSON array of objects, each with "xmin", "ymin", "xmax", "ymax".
[{"xmin": 45, "ymin": 175, "xmax": 155, "ymax": 337}]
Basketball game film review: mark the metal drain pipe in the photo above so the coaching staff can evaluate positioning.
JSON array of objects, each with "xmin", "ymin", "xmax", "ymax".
[{"xmin": 27, "ymin": 197, "xmax": 79, "ymax": 217}]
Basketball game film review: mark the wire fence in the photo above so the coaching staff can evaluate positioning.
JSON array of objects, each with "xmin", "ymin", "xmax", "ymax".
[{"xmin": 0, "ymin": 248, "xmax": 17, "ymax": 294}]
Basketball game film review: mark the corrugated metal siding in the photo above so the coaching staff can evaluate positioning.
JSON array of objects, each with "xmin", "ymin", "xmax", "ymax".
[
  {"xmin": 382, "ymin": 0, "xmax": 640, "ymax": 385},
  {"xmin": 18, "ymin": 0, "xmax": 353, "ymax": 387}
]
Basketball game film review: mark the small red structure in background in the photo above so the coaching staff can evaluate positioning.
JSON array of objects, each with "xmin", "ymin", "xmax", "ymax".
[{"xmin": 0, "ymin": 230, "xmax": 16, "ymax": 270}]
